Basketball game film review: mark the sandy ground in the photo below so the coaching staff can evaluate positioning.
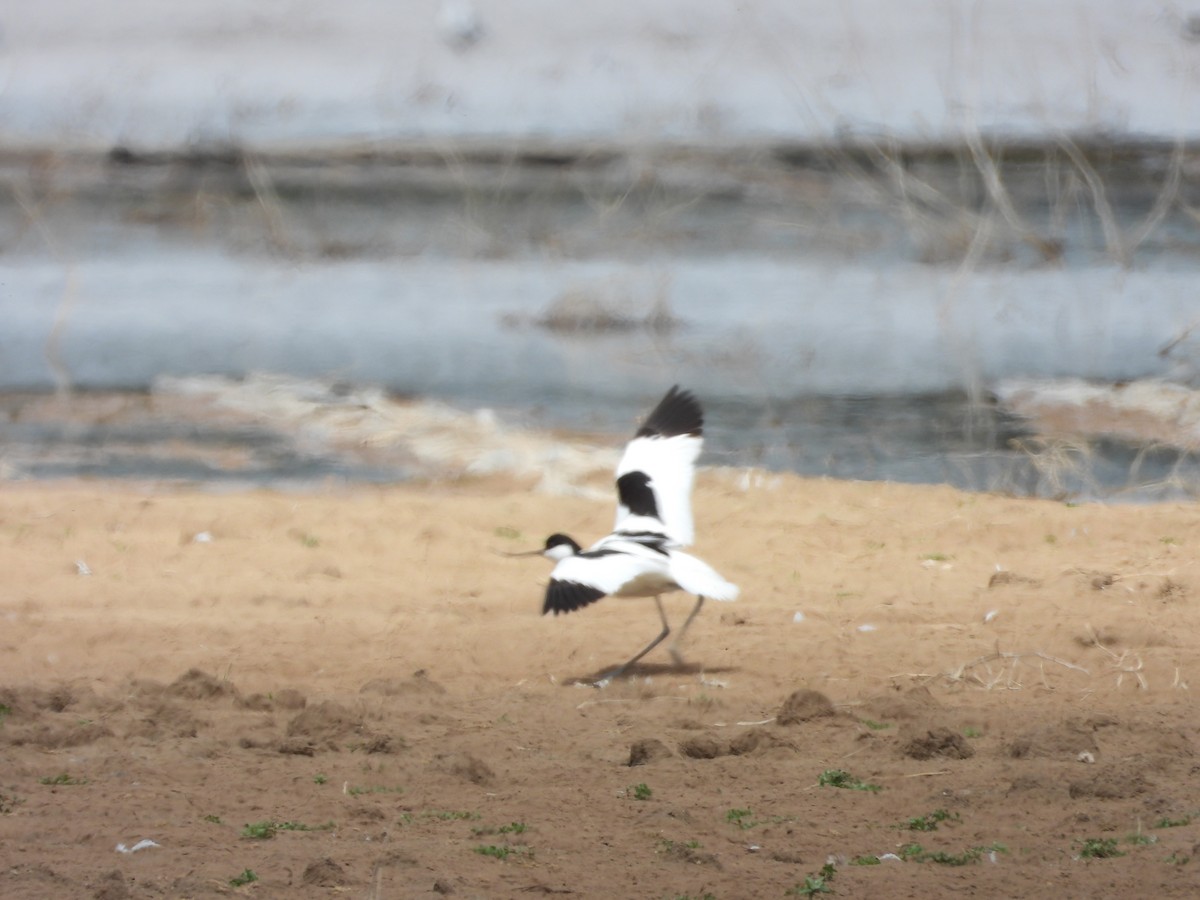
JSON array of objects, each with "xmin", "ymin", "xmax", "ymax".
[{"xmin": 1, "ymin": 473, "xmax": 1199, "ymax": 898}]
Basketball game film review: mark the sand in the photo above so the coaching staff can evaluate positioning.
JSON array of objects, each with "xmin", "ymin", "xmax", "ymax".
[{"xmin": 1, "ymin": 473, "xmax": 1198, "ymax": 898}]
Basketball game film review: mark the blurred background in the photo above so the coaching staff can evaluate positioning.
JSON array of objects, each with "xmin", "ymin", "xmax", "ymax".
[{"xmin": 2, "ymin": 0, "xmax": 1200, "ymax": 496}]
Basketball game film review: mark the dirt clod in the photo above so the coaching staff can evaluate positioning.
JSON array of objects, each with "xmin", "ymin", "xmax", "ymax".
[
  {"xmin": 902, "ymin": 726, "xmax": 974, "ymax": 760},
  {"xmin": 302, "ymin": 858, "xmax": 350, "ymax": 887},
  {"xmin": 167, "ymin": 669, "xmax": 237, "ymax": 701},
  {"xmin": 628, "ymin": 738, "xmax": 673, "ymax": 766},
  {"xmin": 679, "ymin": 735, "xmax": 727, "ymax": 759},
  {"xmin": 777, "ymin": 689, "xmax": 835, "ymax": 725}
]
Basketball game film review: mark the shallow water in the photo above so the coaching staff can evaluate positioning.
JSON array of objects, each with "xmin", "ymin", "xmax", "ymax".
[{"xmin": 3, "ymin": 146, "xmax": 1199, "ymax": 497}]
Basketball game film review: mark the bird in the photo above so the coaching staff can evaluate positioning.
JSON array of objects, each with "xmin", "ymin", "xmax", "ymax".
[{"xmin": 510, "ymin": 386, "xmax": 738, "ymax": 687}]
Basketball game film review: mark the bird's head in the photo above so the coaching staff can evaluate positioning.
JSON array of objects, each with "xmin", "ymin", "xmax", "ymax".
[
  {"xmin": 501, "ymin": 532, "xmax": 582, "ymax": 561},
  {"xmin": 541, "ymin": 533, "xmax": 582, "ymax": 561}
]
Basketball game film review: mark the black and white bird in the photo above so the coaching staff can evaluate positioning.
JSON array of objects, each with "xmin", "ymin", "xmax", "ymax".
[{"xmin": 513, "ymin": 386, "xmax": 738, "ymax": 687}]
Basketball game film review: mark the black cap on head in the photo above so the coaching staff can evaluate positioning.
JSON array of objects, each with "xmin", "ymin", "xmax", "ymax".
[{"xmin": 544, "ymin": 533, "xmax": 582, "ymax": 554}]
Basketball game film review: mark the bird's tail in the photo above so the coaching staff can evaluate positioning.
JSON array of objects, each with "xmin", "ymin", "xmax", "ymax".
[{"xmin": 671, "ymin": 552, "xmax": 739, "ymax": 602}]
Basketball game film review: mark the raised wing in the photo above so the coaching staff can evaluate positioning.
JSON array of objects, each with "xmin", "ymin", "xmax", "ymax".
[{"xmin": 613, "ymin": 386, "xmax": 703, "ymax": 546}]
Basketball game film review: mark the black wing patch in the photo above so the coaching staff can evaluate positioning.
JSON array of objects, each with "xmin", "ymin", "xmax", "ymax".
[
  {"xmin": 543, "ymin": 580, "xmax": 606, "ymax": 616},
  {"xmin": 616, "ymin": 471, "xmax": 659, "ymax": 520},
  {"xmin": 611, "ymin": 530, "xmax": 670, "ymax": 554},
  {"xmin": 635, "ymin": 385, "xmax": 703, "ymax": 439}
]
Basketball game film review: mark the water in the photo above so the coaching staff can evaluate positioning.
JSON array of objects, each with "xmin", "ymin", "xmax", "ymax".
[{"xmin": 3, "ymin": 143, "xmax": 1199, "ymax": 497}]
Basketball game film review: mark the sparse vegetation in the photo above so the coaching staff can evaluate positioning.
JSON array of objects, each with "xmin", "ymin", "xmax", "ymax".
[
  {"xmin": 39, "ymin": 773, "xmax": 87, "ymax": 786},
  {"xmin": 1154, "ymin": 815, "xmax": 1192, "ymax": 829},
  {"xmin": 203, "ymin": 814, "xmax": 222, "ymax": 824},
  {"xmin": 787, "ymin": 863, "xmax": 837, "ymax": 895},
  {"xmin": 658, "ymin": 839, "xmax": 703, "ymax": 854},
  {"xmin": 860, "ymin": 718, "xmax": 891, "ymax": 731},
  {"xmin": 241, "ymin": 819, "xmax": 335, "ymax": 839},
  {"xmin": 291, "ymin": 530, "xmax": 320, "ymax": 548},
  {"xmin": 229, "ymin": 869, "xmax": 258, "ymax": 887},
  {"xmin": 632, "ymin": 783, "xmax": 653, "ymax": 801},
  {"xmin": 473, "ymin": 821, "xmax": 527, "ymax": 836},
  {"xmin": 817, "ymin": 769, "xmax": 881, "ymax": 792},
  {"xmin": 902, "ymin": 809, "xmax": 960, "ymax": 832},
  {"xmin": 399, "ymin": 809, "xmax": 481, "ymax": 825},
  {"xmin": 346, "ymin": 783, "xmax": 403, "ymax": 796},
  {"xmin": 1077, "ymin": 837, "xmax": 1124, "ymax": 859},
  {"xmin": 313, "ymin": 773, "xmax": 327, "ymax": 785},
  {"xmin": 726, "ymin": 808, "xmax": 754, "ymax": 829},
  {"xmin": 723, "ymin": 807, "xmax": 799, "ymax": 830},
  {"xmin": 900, "ymin": 842, "xmax": 1007, "ymax": 865},
  {"xmin": 473, "ymin": 844, "xmax": 533, "ymax": 861},
  {"xmin": 849, "ymin": 855, "xmax": 880, "ymax": 865}
]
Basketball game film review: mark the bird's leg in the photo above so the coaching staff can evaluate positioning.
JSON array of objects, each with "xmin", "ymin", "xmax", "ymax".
[
  {"xmin": 593, "ymin": 595, "xmax": 671, "ymax": 688},
  {"xmin": 668, "ymin": 595, "xmax": 706, "ymax": 667}
]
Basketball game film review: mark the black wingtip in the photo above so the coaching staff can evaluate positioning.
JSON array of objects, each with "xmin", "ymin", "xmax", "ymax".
[
  {"xmin": 635, "ymin": 385, "xmax": 703, "ymax": 439},
  {"xmin": 543, "ymin": 580, "xmax": 606, "ymax": 615}
]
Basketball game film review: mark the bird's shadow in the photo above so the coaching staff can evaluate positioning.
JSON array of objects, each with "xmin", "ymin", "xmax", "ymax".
[{"xmin": 564, "ymin": 661, "xmax": 740, "ymax": 687}]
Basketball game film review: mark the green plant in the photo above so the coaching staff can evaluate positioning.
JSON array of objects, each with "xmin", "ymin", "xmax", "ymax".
[
  {"xmin": 726, "ymin": 808, "xmax": 754, "ymax": 829},
  {"xmin": 849, "ymin": 855, "xmax": 880, "ymax": 865},
  {"xmin": 39, "ymin": 773, "xmax": 87, "ymax": 786},
  {"xmin": 229, "ymin": 869, "xmax": 258, "ymax": 887},
  {"xmin": 401, "ymin": 809, "xmax": 481, "ymax": 826},
  {"xmin": 787, "ymin": 863, "xmax": 837, "ymax": 895},
  {"xmin": 860, "ymin": 718, "xmax": 891, "ymax": 731},
  {"xmin": 313, "ymin": 774, "xmax": 327, "ymax": 785},
  {"xmin": 657, "ymin": 839, "xmax": 704, "ymax": 858},
  {"xmin": 787, "ymin": 877, "xmax": 831, "ymax": 896},
  {"xmin": 473, "ymin": 821, "xmax": 527, "ymax": 836},
  {"xmin": 1154, "ymin": 815, "xmax": 1191, "ymax": 829},
  {"xmin": 473, "ymin": 844, "xmax": 532, "ymax": 861},
  {"xmin": 474, "ymin": 844, "xmax": 511, "ymax": 860},
  {"xmin": 962, "ymin": 726, "xmax": 983, "ymax": 738},
  {"xmin": 428, "ymin": 809, "xmax": 480, "ymax": 821},
  {"xmin": 242, "ymin": 821, "xmax": 277, "ymax": 840},
  {"xmin": 899, "ymin": 842, "xmax": 1006, "ymax": 865},
  {"xmin": 921, "ymin": 844, "xmax": 1005, "ymax": 866},
  {"xmin": 902, "ymin": 809, "xmax": 960, "ymax": 832},
  {"xmin": 817, "ymin": 769, "xmax": 881, "ymax": 792},
  {"xmin": 494, "ymin": 526, "xmax": 522, "ymax": 540},
  {"xmin": 632, "ymin": 783, "xmax": 653, "ymax": 801},
  {"xmin": 0, "ymin": 704, "xmax": 10, "ymax": 726},
  {"xmin": 1077, "ymin": 837, "xmax": 1124, "ymax": 859},
  {"xmin": 241, "ymin": 819, "xmax": 334, "ymax": 839},
  {"xmin": 203, "ymin": 814, "xmax": 222, "ymax": 824},
  {"xmin": 346, "ymin": 784, "xmax": 404, "ymax": 796}
]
